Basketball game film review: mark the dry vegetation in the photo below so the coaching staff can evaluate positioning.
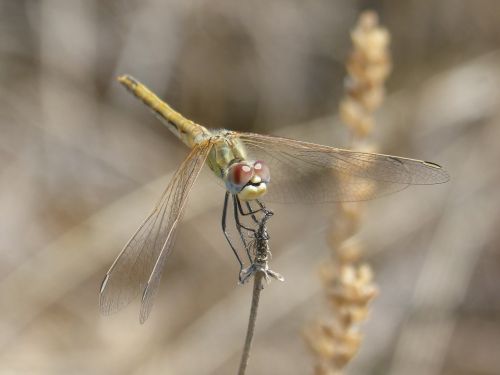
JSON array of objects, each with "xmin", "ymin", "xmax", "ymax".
[
  {"xmin": 1, "ymin": 1, "xmax": 500, "ymax": 374},
  {"xmin": 305, "ymin": 11, "xmax": 389, "ymax": 374}
]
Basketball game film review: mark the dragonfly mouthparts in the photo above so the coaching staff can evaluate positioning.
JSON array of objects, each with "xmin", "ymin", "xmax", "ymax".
[{"xmin": 248, "ymin": 181, "xmax": 264, "ymax": 187}]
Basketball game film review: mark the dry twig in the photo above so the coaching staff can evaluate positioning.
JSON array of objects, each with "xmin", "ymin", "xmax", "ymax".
[{"xmin": 238, "ymin": 206, "xmax": 284, "ymax": 375}]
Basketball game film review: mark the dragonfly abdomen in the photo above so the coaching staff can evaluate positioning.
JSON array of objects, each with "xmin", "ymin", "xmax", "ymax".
[{"xmin": 118, "ymin": 75, "xmax": 209, "ymax": 148}]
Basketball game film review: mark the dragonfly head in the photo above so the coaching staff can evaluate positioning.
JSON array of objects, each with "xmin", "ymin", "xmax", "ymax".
[{"xmin": 224, "ymin": 160, "xmax": 270, "ymax": 201}]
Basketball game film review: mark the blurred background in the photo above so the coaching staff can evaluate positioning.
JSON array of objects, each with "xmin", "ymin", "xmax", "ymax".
[{"xmin": 1, "ymin": 1, "xmax": 500, "ymax": 374}]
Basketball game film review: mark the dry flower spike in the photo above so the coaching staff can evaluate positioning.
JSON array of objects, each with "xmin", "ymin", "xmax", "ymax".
[{"xmin": 306, "ymin": 10, "xmax": 391, "ymax": 374}]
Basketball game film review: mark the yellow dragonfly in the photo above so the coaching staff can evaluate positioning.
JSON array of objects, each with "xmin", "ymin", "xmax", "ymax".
[{"xmin": 100, "ymin": 75, "xmax": 449, "ymax": 323}]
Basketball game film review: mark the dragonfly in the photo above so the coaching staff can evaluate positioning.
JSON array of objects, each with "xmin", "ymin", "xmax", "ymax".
[{"xmin": 99, "ymin": 75, "xmax": 449, "ymax": 323}]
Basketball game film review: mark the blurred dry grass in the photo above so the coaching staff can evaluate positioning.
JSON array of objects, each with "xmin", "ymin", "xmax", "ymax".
[
  {"xmin": 1, "ymin": 1, "xmax": 500, "ymax": 374},
  {"xmin": 306, "ymin": 12, "xmax": 390, "ymax": 374}
]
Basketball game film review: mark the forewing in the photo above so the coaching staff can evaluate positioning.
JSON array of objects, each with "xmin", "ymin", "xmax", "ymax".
[
  {"xmin": 237, "ymin": 132, "xmax": 449, "ymax": 203},
  {"xmin": 99, "ymin": 142, "xmax": 212, "ymax": 322}
]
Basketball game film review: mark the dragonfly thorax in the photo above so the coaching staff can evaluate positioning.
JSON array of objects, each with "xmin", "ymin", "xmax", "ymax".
[{"xmin": 224, "ymin": 160, "xmax": 271, "ymax": 201}]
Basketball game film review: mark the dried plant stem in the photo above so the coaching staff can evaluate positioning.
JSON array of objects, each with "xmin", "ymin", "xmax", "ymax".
[
  {"xmin": 237, "ymin": 273, "xmax": 264, "ymax": 375},
  {"xmin": 237, "ymin": 207, "xmax": 283, "ymax": 375}
]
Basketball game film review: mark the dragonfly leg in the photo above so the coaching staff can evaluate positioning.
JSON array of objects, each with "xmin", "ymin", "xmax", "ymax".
[
  {"xmin": 235, "ymin": 196, "xmax": 263, "ymax": 224},
  {"xmin": 222, "ymin": 191, "xmax": 243, "ymax": 273},
  {"xmin": 244, "ymin": 201, "xmax": 260, "ymax": 224},
  {"xmin": 232, "ymin": 195, "xmax": 254, "ymax": 263},
  {"xmin": 233, "ymin": 197, "xmax": 258, "ymax": 232},
  {"xmin": 245, "ymin": 199, "xmax": 271, "ymax": 220},
  {"xmin": 255, "ymin": 199, "xmax": 266, "ymax": 209}
]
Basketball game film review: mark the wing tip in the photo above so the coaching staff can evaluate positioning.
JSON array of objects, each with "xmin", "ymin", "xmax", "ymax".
[
  {"xmin": 99, "ymin": 274, "xmax": 110, "ymax": 294},
  {"xmin": 422, "ymin": 161, "xmax": 450, "ymax": 184},
  {"xmin": 139, "ymin": 313, "xmax": 148, "ymax": 325},
  {"xmin": 139, "ymin": 284, "xmax": 152, "ymax": 324},
  {"xmin": 423, "ymin": 160, "xmax": 442, "ymax": 169},
  {"xmin": 98, "ymin": 297, "xmax": 111, "ymax": 316},
  {"xmin": 98, "ymin": 274, "xmax": 120, "ymax": 316},
  {"xmin": 98, "ymin": 274, "xmax": 110, "ymax": 315}
]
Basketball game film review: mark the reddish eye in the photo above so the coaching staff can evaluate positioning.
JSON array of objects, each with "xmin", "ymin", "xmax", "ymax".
[
  {"xmin": 227, "ymin": 163, "xmax": 254, "ymax": 187},
  {"xmin": 253, "ymin": 160, "xmax": 270, "ymax": 182}
]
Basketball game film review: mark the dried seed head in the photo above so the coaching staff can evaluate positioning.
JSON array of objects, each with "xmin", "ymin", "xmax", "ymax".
[{"xmin": 307, "ymin": 10, "xmax": 390, "ymax": 373}]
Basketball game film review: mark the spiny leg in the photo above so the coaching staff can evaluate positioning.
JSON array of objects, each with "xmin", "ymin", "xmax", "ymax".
[
  {"xmin": 254, "ymin": 199, "xmax": 273, "ymax": 219},
  {"xmin": 245, "ymin": 199, "xmax": 269, "ymax": 222},
  {"xmin": 232, "ymin": 195, "xmax": 255, "ymax": 263},
  {"xmin": 233, "ymin": 197, "xmax": 259, "ymax": 232},
  {"xmin": 245, "ymin": 201, "xmax": 259, "ymax": 224},
  {"xmin": 235, "ymin": 196, "xmax": 265, "ymax": 224},
  {"xmin": 222, "ymin": 191, "xmax": 244, "ymax": 272}
]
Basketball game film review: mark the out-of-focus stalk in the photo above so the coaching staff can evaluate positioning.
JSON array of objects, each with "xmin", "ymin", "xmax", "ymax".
[{"xmin": 305, "ymin": 11, "xmax": 392, "ymax": 374}]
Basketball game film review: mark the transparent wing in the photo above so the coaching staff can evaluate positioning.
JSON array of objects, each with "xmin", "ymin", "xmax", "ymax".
[
  {"xmin": 236, "ymin": 132, "xmax": 449, "ymax": 203},
  {"xmin": 99, "ymin": 141, "xmax": 212, "ymax": 323}
]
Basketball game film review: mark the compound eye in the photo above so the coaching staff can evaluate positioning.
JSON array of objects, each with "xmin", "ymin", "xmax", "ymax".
[
  {"xmin": 227, "ymin": 163, "xmax": 254, "ymax": 188},
  {"xmin": 253, "ymin": 160, "xmax": 270, "ymax": 182}
]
